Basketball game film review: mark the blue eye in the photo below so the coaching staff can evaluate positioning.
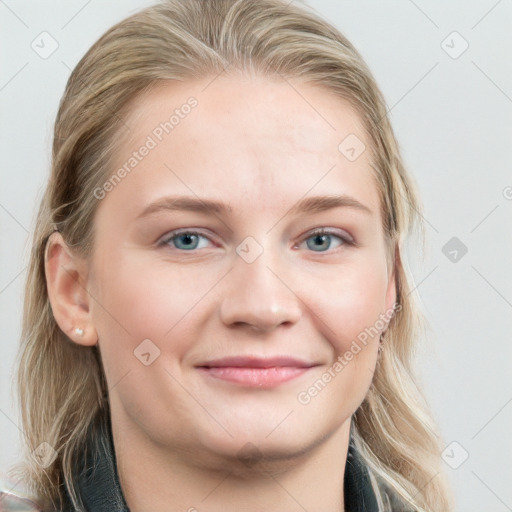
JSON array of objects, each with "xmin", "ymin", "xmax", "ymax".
[
  {"xmin": 160, "ymin": 230, "xmax": 211, "ymax": 251},
  {"xmin": 159, "ymin": 228, "xmax": 353, "ymax": 253},
  {"xmin": 302, "ymin": 229, "xmax": 352, "ymax": 252}
]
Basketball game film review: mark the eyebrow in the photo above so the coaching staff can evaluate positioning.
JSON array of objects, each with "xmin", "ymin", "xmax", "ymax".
[{"xmin": 136, "ymin": 194, "xmax": 373, "ymax": 219}]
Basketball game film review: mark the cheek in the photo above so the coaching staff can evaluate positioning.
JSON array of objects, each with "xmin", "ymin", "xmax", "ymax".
[
  {"xmin": 294, "ymin": 259, "xmax": 388, "ymax": 417},
  {"xmin": 306, "ymin": 257, "xmax": 390, "ymax": 353},
  {"xmin": 90, "ymin": 251, "xmax": 219, "ymax": 369}
]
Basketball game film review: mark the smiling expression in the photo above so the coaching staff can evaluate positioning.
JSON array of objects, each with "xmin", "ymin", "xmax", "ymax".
[{"xmin": 86, "ymin": 73, "xmax": 396, "ymax": 466}]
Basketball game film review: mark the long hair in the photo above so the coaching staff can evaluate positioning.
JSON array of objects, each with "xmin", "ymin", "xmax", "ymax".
[{"xmin": 14, "ymin": 0, "xmax": 453, "ymax": 510}]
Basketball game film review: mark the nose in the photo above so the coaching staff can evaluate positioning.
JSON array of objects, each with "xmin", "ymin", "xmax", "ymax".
[{"xmin": 219, "ymin": 246, "xmax": 302, "ymax": 333}]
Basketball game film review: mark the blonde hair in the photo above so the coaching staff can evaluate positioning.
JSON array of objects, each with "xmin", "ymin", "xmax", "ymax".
[{"xmin": 14, "ymin": 0, "xmax": 453, "ymax": 510}]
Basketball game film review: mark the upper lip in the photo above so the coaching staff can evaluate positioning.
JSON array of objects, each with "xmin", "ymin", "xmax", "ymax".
[{"xmin": 197, "ymin": 356, "xmax": 318, "ymax": 369}]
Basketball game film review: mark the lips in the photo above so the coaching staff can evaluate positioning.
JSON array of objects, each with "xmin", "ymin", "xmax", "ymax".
[
  {"xmin": 196, "ymin": 356, "xmax": 319, "ymax": 388},
  {"xmin": 197, "ymin": 356, "xmax": 317, "ymax": 369}
]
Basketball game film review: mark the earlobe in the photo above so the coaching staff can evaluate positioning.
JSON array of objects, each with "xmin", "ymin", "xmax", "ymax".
[{"xmin": 44, "ymin": 231, "xmax": 98, "ymax": 346}]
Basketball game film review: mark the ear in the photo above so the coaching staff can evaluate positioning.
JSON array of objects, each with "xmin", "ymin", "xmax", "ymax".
[
  {"xmin": 44, "ymin": 231, "xmax": 98, "ymax": 346},
  {"xmin": 384, "ymin": 242, "xmax": 398, "ymax": 318}
]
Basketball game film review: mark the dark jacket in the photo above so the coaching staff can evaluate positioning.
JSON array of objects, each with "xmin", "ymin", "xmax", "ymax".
[{"xmin": 1, "ymin": 416, "xmax": 415, "ymax": 511}]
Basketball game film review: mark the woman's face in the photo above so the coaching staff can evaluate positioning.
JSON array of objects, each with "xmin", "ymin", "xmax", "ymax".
[{"xmin": 87, "ymin": 75, "xmax": 396, "ymax": 466}]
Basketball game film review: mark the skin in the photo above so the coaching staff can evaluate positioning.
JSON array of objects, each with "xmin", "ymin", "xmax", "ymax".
[{"xmin": 46, "ymin": 74, "xmax": 396, "ymax": 512}]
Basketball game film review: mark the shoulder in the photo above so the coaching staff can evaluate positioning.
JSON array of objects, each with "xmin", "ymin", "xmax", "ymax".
[{"xmin": 0, "ymin": 486, "xmax": 43, "ymax": 511}]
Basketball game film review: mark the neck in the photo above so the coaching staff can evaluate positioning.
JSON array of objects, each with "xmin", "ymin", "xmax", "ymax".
[{"xmin": 112, "ymin": 413, "xmax": 350, "ymax": 512}]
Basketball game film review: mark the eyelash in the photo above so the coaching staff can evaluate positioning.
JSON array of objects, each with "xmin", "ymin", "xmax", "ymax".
[
  {"xmin": 302, "ymin": 228, "xmax": 355, "ymax": 251},
  {"xmin": 158, "ymin": 228, "xmax": 355, "ymax": 253}
]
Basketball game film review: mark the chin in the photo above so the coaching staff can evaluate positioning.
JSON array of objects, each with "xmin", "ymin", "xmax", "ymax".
[
  {"xmin": 200, "ymin": 436, "xmax": 322, "ymax": 479},
  {"xmin": 195, "ymin": 419, "xmax": 330, "ymax": 465}
]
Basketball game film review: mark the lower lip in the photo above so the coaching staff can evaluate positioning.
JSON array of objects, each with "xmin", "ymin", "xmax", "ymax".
[{"xmin": 197, "ymin": 366, "xmax": 311, "ymax": 388}]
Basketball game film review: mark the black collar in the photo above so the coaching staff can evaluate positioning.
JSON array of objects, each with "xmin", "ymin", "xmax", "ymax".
[{"xmin": 63, "ymin": 415, "xmax": 385, "ymax": 512}]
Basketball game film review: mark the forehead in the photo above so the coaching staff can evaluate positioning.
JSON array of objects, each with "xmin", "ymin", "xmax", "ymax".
[
  {"xmin": 125, "ymin": 74, "xmax": 369, "ymax": 156},
  {"xmin": 99, "ymin": 74, "xmax": 381, "ymax": 224}
]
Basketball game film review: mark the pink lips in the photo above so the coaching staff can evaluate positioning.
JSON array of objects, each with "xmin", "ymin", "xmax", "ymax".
[{"xmin": 196, "ymin": 356, "xmax": 317, "ymax": 388}]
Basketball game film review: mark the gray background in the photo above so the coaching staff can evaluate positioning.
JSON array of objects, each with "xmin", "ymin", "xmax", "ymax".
[{"xmin": 1, "ymin": 1, "xmax": 511, "ymax": 510}]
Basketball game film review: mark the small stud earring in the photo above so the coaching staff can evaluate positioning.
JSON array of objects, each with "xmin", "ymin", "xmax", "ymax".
[{"xmin": 75, "ymin": 328, "xmax": 85, "ymax": 336}]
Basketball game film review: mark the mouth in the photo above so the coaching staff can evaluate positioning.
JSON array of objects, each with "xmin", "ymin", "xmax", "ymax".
[{"xmin": 196, "ymin": 356, "xmax": 319, "ymax": 388}]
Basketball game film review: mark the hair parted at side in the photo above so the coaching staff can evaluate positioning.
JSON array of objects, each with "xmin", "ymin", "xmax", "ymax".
[{"xmin": 14, "ymin": 0, "xmax": 453, "ymax": 510}]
